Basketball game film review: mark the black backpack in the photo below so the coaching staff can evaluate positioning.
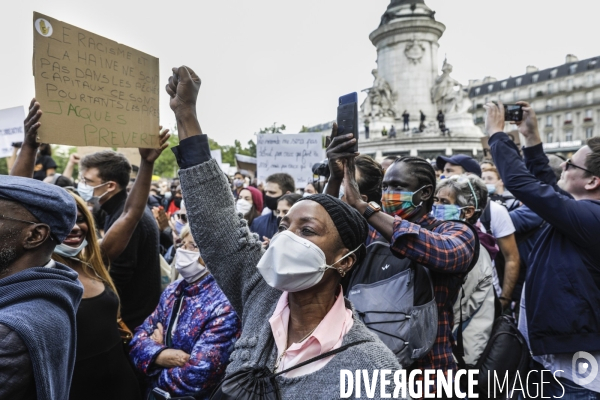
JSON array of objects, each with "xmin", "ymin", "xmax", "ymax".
[
  {"xmin": 455, "ymin": 315, "xmax": 531, "ymax": 399},
  {"xmin": 347, "ymin": 220, "xmax": 479, "ymax": 367}
]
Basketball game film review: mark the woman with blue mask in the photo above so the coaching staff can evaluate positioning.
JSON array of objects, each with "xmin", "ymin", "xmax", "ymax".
[{"xmin": 433, "ymin": 175, "xmax": 498, "ymax": 367}]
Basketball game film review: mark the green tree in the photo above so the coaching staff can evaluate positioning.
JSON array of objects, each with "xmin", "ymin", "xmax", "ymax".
[
  {"xmin": 153, "ymin": 133, "xmax": 180, "ymax": 178},
  {"xmin": 52, "ymin": 145, "xmax": 78, "ymax": 178},
  {"xmin": 259, "ymin": 123, "xmax": 286, "ymax": 134}
]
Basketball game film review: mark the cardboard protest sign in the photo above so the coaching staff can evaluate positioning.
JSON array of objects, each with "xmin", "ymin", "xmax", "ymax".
[
  {"xmin": 0, "ymin": 106, "xmax": 25, "ymax": 158},
  {"xmin": 33, "ymin": 12, "xmax": 159, "ymax": 148},
  {"xmin": 257, "ymin": 133, "xmax": 324, "ymax": 188},
  {"xmin": 76, "ymin": 146, "xmax": 141, "ymax": 168}
]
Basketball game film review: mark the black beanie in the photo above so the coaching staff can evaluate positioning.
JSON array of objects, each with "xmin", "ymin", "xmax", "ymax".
[{"xmin": 297, "ymin": 194, "xmax": 368, "ymax": 264}]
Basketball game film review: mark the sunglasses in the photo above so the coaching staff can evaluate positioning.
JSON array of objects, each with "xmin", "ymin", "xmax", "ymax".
[
  {"xmin": 565, "ymin": 159, "xmax": 594, "ymax": 175},
  {"xmin": 175, "ymin": 213, "xmax": 188, "ymax": 223}
]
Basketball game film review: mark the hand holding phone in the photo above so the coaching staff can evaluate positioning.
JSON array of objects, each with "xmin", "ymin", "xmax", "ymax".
[{"xmin": 337, "ymin": 92, "xmax": 359, "ymax": 153}]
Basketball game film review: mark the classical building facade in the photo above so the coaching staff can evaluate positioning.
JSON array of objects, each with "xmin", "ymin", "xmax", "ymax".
[{"xmin": 469, "ymin": 55, "xmax": 599, "ymax": 155}]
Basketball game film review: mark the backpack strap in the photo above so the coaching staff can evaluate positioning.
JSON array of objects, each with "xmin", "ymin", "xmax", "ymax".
[{"xmin": 480, "ymin": 204, "xmax": 492, "ymax": 235}]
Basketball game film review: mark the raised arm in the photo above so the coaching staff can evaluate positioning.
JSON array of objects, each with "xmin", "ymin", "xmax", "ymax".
[
  {"xmin": 10, "ymin": 99, "xmax": 41, "ymax": 178},
  {"xmin": 62, "ymin": 153, "xmax": 80, "ymax": 181},
  {"xmin": 485, "ymin": 101, "xmax": 600, "ymax": 246},
  {"xmin": 100, "ymin": 128, "xmax": 170, "ymax": 261},
  {"xmin": 166, "ymin": 66, "xmax": 273, "ymax": 317}
]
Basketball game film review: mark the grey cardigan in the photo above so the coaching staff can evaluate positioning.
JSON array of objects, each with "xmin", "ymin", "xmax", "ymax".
[{"xmin": 179, "ymin": 159, "xmax": 407, "ymax": 399}]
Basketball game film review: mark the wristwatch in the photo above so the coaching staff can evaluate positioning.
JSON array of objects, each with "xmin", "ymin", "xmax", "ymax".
[{"xmin": 362, "ymin": 201, "xmax": 381, "ymax": 220}]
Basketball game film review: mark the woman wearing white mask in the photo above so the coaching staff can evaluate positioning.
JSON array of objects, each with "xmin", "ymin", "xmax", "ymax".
[
  {"xmin": 178, "ymin": 152, "xmax": 402, "ymax": 398},
  {"xmin": 129, "ymin": 225, "xmax": 241, "ymax": 399},
  {"xmin": 164, "ymin": 65, "xmax": 402, "ymax": 398},
  {"xmin": 235, "ymin": 187, "xmax": 263, "ymax": 227}
]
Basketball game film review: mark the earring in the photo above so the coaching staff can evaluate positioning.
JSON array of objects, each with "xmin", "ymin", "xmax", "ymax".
[{"xmin": 338, "ymin": 268, "xmax": 346, "ymax": 277}]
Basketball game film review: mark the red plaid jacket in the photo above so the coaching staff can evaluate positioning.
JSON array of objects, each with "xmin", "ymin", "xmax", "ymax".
[{"xmin": 389, "ymin": 214, "xmax": 476, "ymax": 373}]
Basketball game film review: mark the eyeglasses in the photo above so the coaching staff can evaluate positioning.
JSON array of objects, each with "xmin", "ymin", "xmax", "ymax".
[
  {"xmin": 0, "ymin": 215, "xmax": 37, "ymax": 225},
  {"xmin": 565, "ymin": 159, "xmax": 594, "ymax": 175}
]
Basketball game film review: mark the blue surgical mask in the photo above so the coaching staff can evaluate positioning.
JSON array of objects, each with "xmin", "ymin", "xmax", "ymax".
[
  {"xmin": 486, "ymin": 184, "xmax": 496, "ymax": 195},
  {"xmin": 54, "ymin": 239, "xmax": 88, "ymax": 258},
  {"xmin": 175, "ymin": 220, "xmax": 187, "ymax": 235},
  {"xmin": 77, "ymin": 181, "xmax": 109, "ymax": 203},
  {"xmin": 431, "ymin": 204, "xmax": 463, "ymax": 221}
]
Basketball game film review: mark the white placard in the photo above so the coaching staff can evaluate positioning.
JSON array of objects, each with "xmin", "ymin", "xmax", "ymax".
[
  {"xmin": 257, "ymin": 133, "xmax": 324, "ymax": 188},
  {"xmin": 0, "ymin": 106, "xmax": 25, "ymax": 159}
]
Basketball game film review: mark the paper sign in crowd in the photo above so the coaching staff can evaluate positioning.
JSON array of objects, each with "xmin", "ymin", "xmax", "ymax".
[
  {"xmin": 0, "ymin": 106, "xmax": 25, "ymax": 159},
  {"xmin": 257, "ymin": 132, "xmax": 324, "ymax": 188},
  {"xmin": 33, "ymin": 12, "xmax": 159, "ymax": 148}
]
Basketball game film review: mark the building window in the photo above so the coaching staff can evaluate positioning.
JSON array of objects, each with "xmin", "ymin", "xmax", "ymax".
[
  {"xmin": 529, "ymin": 88, "xmax": 534, "ymax": 98},
  {"xmin": 567, "ymin": 79, "xmax": 573, "ymax": 91},
  {"xmin": 546, "ymin": 115, "xmax": 553, "ymax": 126},
  {"xmin": 586, "ymin": 127, "xmax": 594, "ymax": 138},
  {"xmin": 569, "ymin": 64, "xmax": 578, "ymax": 74},
  {"xmin": 585, "ymin": 109, "xmax": 593, "ymax": 120},
  {"xmin": 588, "ymin": 74, "xmax": 594, "ymax": 86},
  {"xmin": 512, "ymin": 90, "xmax": 518, "ymax": 102},
  {"xmin": 550, "ymin": 69, "xmax": 558, "ymax": 79},
  {"xmin": 498, "ymin": 94, "xmax": 503, "ymax": 102},
  {"xmin": 587, "ymin": 92, "xmax": 594, "ymax": 105},
  {"xmin": 547, "ymin": 132, "xmax": 554, "ymax": 143},
  {"xmin": 516, "ymin": 77, "xmax": 522, "ymax": 86},
  {"xmin": 532, "ymin": 74, "xmax": 539, "ymax": 83},
  {"xmin": 475, "ymin": 88, "xmax": 480, "ymax": 95},
  {"xmin": 588, "ymin": 60, "xmax": 597, "ymax": 70},
  {"xmin": 546, "ymin": 99, "xmax": 553, "ymax": 109},
  {"xmin": 565, "ymin": 112, "xmax": 572, "ymax": 123},
  {"xmin": 488, "ymin": 84, "xmax": 494, "ymax": 92},
  {"xmin": 485, "ymin": 96, "xmax": 489, "ymax": 104},
  {"xmin": 566, "ymin": 95, "xmax": 573, "ymax": 107},
  {"xmin": 565, "ymin": 130, "xmax": 573, "ymax": 141},
  {"xmin": 501, "ymin": 81, "xmax": 507, "ymax": 89}
]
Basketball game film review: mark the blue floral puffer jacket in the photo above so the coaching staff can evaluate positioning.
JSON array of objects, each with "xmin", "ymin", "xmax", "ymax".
[{"xmin": 129, "ymin": 273, "xmax": 240, "ymax": 399}]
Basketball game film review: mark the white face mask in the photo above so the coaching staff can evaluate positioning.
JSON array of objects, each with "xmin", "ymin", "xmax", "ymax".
[
  {"xmin": 54, "ymin": 239, "xmax": 88, "ymax": 258},
  {"xmin": 256, "ymin": 230, "xmax": 360, "ymax": 292},
  {"xmin": 77, "ymin": 181, "xmax": 110, "ymax": 203},
  {"xmin": 175, "ymin": 248, "xmax": 206, "ymax": 283},
  {"xmin": 236, "ymin": 199, "xmax": 253, "ymax": 215}
]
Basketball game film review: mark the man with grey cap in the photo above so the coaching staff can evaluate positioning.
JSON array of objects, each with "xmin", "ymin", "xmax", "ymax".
[{"xmin": 0, "ymin": 176, "xmax": 83, "ymax": 400}]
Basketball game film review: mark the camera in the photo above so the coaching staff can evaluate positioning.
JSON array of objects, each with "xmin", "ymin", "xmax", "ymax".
[
  {"xmin": 504, "ymin": 104, "xmax": 523, "ymax": 122},
  {"xmin": 312, "ymin": 159, "xmax": 330, "ymax": 178}
]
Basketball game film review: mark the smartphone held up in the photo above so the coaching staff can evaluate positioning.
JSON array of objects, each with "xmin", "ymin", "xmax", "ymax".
[{"xmin": 336, "ymin": 92, "xmax": 359, "ymax": 153}]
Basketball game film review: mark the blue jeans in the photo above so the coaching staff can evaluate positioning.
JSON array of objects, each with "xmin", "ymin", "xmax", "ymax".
[{"xmin": 547, "ymin": 377, "xmax": 600, "ymax": 400}]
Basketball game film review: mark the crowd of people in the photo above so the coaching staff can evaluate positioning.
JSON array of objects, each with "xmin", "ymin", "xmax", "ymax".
[{"xmin": 0, "ymin": 65, "xmax": 599, "ymax": 400}]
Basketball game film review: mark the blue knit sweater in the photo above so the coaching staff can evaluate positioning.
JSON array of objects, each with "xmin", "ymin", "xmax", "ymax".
[{"xmin": 0, "ymin": 263, "xmax": 83, "ymax": 400}]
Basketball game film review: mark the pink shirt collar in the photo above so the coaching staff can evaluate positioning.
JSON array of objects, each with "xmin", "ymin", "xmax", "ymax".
[{"xmin": 268, "ymin": 286, "xmax": 353, "ymax": 375}]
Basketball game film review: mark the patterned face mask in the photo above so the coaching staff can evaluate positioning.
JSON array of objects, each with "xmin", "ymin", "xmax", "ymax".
[
  {"xmin": 431, "ymin": 204, "xmax": 464, "ymax": 221},
  {"xmin": 381, "ymin": 186, "xmax": 427, "ymax": 219}
]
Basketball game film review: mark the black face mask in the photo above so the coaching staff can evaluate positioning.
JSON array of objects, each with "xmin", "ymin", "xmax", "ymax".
[
  {"xmin": 173, "ymin": 197, "xmax": 182, "ymax": 208},
  {"xmin": 264, "ymin": 195, "xmax": 281, "ymax": 211}
]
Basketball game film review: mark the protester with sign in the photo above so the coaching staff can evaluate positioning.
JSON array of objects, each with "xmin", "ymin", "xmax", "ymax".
[
  {"xmin": 10, "ymin": 99, "xmax": 173, "ymax": 399},
  {"xmin": 166, "ymin": 65, "xmax": 403, "ymax": 398}
]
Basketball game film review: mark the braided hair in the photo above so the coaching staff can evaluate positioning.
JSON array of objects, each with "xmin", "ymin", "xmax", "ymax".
[{"xmin": 394, "ymin": 156, "xmax": 437, "ymax": 210}]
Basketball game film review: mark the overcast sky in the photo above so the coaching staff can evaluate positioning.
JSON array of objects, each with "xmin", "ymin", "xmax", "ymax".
[{"xmin": 2, "ymin": 0, "xmax": 599, "ymax": 146}]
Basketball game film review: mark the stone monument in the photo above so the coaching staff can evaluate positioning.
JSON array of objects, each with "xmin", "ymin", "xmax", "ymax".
[{"xmin": 357, "ymin": 0, "xmax": 483, "ymax": 160}]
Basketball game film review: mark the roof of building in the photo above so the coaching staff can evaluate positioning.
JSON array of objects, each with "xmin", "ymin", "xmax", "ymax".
[
  {"xmin": 468, "ymin": 56, "xmax": 600, "ymax": 98},
  {"xmin": 389, "ymin": 0, "xmax": 426, "ymax": 6}
]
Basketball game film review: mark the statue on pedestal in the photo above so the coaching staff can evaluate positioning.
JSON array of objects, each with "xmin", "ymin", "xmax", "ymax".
[
  {"xmin": 431, "ymin": 59, "xmax": 470, "ymax": 115},
  {"xmin": 361, "ymin": 69, "xmax": 396, "ymax": 118}
]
